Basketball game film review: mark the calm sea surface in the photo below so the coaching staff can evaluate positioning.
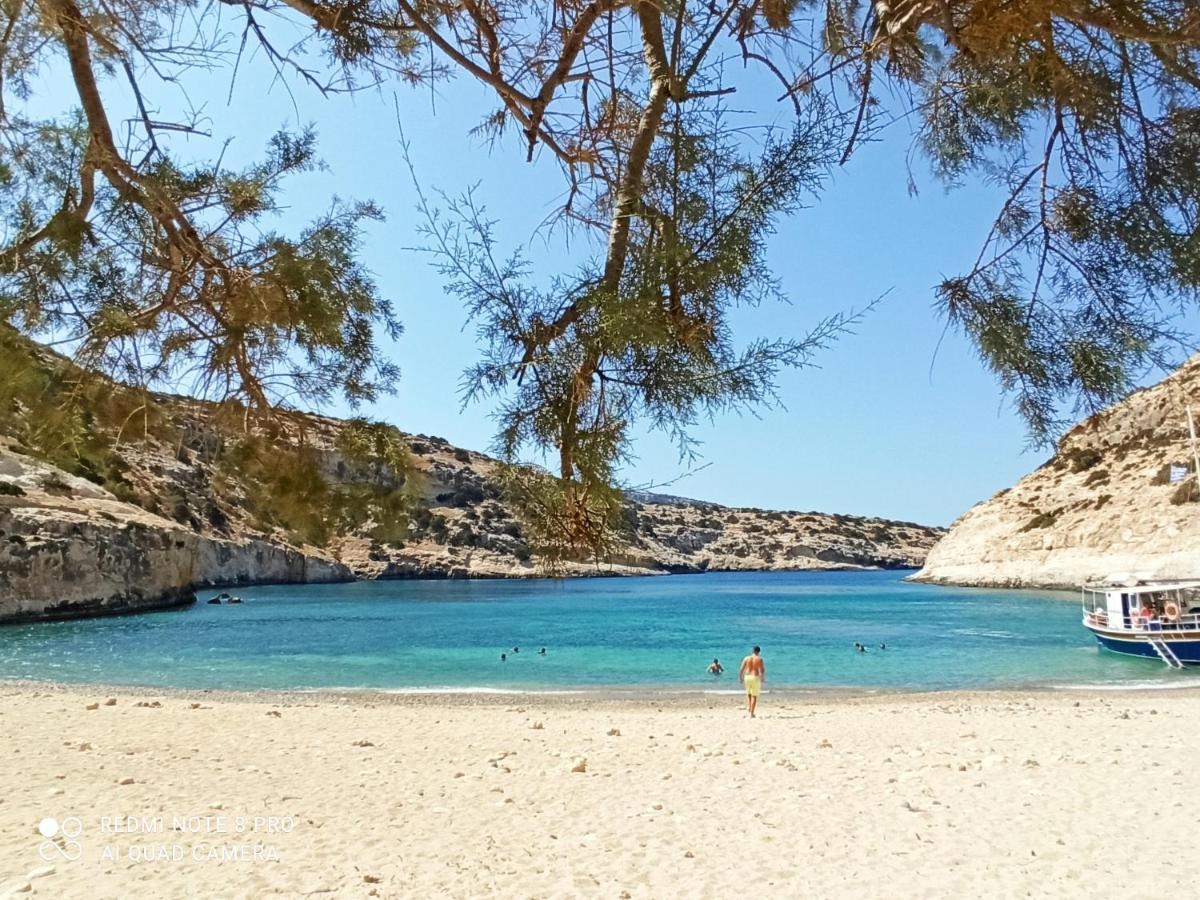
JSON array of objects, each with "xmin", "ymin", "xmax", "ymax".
[{"xmin": 0, "ymin": 571, "xmax": 1190, "ymax": 692}]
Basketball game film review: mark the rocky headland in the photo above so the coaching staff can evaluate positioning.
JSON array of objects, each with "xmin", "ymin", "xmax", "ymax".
[
  {"xmin": 913, "ymin": 354, "xmax": 1200, "ymax": 590},
  {"xmin": 0, "ymin": 434, "xmax": 941, "ymax": 622},
  {"xmin": 0, "ymin": 338, "xmax": 943, "ymax": 622}
]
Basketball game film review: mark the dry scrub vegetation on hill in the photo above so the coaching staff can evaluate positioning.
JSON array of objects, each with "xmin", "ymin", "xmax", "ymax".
[
  {"xmin": 914, "ymin": 355, "xmax": 1200, "ymax": 589},
  {"xmin": 0, "ymin": 334, "xmax": 942, "ymax": 620}
]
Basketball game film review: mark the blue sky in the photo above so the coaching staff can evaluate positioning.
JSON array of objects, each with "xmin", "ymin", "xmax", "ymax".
[{"xmin": 35, "ymin": 33, "xmax": 1191, "ymax": 526}]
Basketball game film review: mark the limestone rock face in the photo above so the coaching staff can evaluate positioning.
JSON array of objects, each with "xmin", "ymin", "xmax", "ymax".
[
  {"xmin": 288, "ymin": 425, "xmax": 943, "ymax": 581},
  {"xmin": 0, "ymin": 424, "xmax": 943, "ymax": 621},
  {"xmin": 611, "ymin": 500, "xmax": 938, "ymax": 575},
  {"xmin": 0, "ymin": 352, "xmax": 943, "ymax": 620},
  {"xmin": 0, "ymin": 450, "xmax": 350, "ymax": 622},
  {"xmin": 913, "ymin": 355, "xmax": 1200, "ymax": 589}
]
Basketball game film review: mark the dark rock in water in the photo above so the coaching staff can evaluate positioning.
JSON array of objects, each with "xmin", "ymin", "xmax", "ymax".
[
  {"xmin": 207, "ymin": 597, "xmax": 222, "ymax": 605},
  {"xmin": 227, "ymin": 596, "xmax": 243, "ymax": 604}
]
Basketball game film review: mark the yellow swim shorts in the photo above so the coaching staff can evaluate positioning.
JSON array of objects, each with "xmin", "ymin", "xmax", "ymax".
[{"xmin": 744, "ymin": 674, "xmax": 761, "ymax": 696}]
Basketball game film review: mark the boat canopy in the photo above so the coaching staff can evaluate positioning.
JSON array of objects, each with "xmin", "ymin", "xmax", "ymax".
[
  {"xmin": 1081, "ymin": 582, "xmax": 1200, "ymax": 620},
  {"xmin": 1082, "ymin": 580, "xmax": 1200, "ymax": 595}
]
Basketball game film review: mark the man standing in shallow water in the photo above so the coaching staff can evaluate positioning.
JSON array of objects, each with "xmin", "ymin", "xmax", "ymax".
[{"xmin": 739, "ymin": 646, "xmax": 765, "ymax": 718}]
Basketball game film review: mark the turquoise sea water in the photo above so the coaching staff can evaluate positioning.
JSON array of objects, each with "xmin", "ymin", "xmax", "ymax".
[{"xmin": 0, "ymin": 571, "xmax": 1191, "ymax": 692}]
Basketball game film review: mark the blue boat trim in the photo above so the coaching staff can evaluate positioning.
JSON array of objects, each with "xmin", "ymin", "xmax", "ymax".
[
  {"xmin": 1080, "ymin": 581, "xmax": 1200, "ymax": 668},
  {"xmin": 1085, "ymin": 626, "xmax": 1200, "ymax": 666}
]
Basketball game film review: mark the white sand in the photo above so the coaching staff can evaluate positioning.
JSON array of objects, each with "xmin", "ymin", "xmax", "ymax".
[{"xmin": 1, "ymin": 681, "xmax": 1196, "ymax": 898}]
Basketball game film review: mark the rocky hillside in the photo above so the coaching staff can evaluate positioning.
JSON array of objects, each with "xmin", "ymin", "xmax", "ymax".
[
  {"xmin": 0, "ymin": 408, "xmax": 936, "ymax": 619},
  {"xmin": 913, "ymin": 355, "xmax": 1200, "ymax": 589},
  {"xmin": 0, "ymin": 451, "xmax": 349, "ymax": 622},
  {"xmin": 0, "ymin": 336, "xmax": 943, "ymax": 621},
  {"xmin": 0, "ymin": 429, "xmax": 940, "ymax": 621}
]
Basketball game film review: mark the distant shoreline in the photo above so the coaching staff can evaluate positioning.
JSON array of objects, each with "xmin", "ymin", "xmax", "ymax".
[
  {"xmin": 206, "ymin": 562, "xmax": 923, "ymax": 586},
  {"xmin": 0, "ymin": 565, "xmax": 927, "ymax": 627}
]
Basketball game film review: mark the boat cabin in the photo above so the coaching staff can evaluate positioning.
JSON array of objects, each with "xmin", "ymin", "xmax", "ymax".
[{"xmin": 1082, "ymin": 581, "xmax": 1200, "ymax": 633}]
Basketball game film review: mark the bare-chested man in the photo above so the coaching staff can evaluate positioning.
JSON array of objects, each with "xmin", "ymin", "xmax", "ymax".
[{"xmin": 738, "ymin": 646, "xmax": 765, "ymax": 718}]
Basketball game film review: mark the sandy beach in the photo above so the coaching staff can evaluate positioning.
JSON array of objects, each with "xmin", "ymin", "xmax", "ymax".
[{"xmin": 1, "ymin": 681, "xmax": 1196, "ymax": 898}]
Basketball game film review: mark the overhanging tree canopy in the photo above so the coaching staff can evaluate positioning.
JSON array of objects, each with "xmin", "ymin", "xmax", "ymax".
[{"xmin": 4, "ymin": 0, "xmax": 1199, "ymax": 556}]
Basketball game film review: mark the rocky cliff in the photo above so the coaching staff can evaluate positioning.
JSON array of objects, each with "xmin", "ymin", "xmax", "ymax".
[
  {"xmin": 0, "ymin": 337, "xmax": 943, "ymax": 622},
  {"xmin": 0, "ymin": 429, "xmax": 941, "ymax": 621},
  {"xmin": 913, "ymin": 355, "xmax": 1200, "ymax": 589},
  {"xmin": 0, "ymin": 452, "xmax": 350, "ymax": 622}
]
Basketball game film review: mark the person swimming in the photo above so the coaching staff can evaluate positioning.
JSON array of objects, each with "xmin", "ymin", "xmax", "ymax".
[
  {"xmin": 500, "ymin": 653, "xmax": 507, "ymax": 661},
  {"xmin": 512, "ymin": 646, "xmax": 519, "ymax": 653},
  {"xmin": 539, "ymin": 647, "xmax": 546, "ymax": 655},
  {"xmin": 854, "ymin": 642, "xmax": 867, "ymax": 653},
  {"xmin": 879, "ymin": 642, "xmax": 887, "ymax": 650},
  {"xmin": 707, "ymin": 658, "xmax": 724, "ymax": 675}
]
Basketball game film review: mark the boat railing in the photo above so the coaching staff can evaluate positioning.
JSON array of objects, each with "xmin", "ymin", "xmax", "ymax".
[{"xmin": 1083, "ymin": 609, "xmax": 1200, "ymax": 631}]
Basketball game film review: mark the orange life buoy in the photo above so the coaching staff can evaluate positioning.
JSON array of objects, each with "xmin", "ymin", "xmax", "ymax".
[{"xmin": 1164, "ymin": 600, "xmax": 1182, "ymax": 622}]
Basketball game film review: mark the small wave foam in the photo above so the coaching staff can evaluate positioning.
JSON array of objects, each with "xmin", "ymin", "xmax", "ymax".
[
  {"xmin": 374, "ymin": 686, "xmax": 592, "ymax": 695},
  {"xmin": 308, "ymin": 685, "xmax": 834, "ymax": 696},
  {"xmin": 1050, "ymin": 679, "xmax": 1199, "ymax": 692},
  {"xmin": 293, "ymin": 686, "xmax": 536, "ymax": 695},
  {"xmin": 951, "ymin": 628, "xmax": 1021, "ymax": 640}
]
